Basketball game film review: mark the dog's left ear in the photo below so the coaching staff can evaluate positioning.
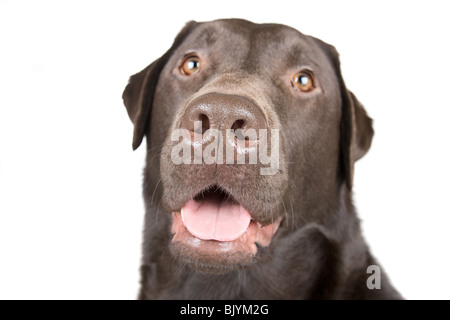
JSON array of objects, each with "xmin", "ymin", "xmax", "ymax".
[
  {"xmin": 341, "ymin": 89, "xmax": 374, "ymax": 189},
  {"xmin": 122, "ymin": 21, "xmax": 199, "ymax": 150},
  {"xmin": 313, "ymin": 38, "xmax": 374, "ymax": 190}
]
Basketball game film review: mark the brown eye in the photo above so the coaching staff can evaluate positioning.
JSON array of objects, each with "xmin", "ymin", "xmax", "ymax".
[
  {"xmin": 180, "ymin": 55, "xmax": 201, "ymax": 76},
  {"xmin": 292, "ymin": 71, "xmax": 315, "ymax": 92}
]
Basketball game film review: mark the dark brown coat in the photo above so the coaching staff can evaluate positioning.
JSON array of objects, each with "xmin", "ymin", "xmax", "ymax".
[{"xmin": 123, "ymin": 19, "xmax": 401, "ymax": 299}]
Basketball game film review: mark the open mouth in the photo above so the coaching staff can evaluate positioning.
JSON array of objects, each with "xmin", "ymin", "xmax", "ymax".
[{"xmin": 170, "ymin": 185, "xmax": 282, "ymax": 273}]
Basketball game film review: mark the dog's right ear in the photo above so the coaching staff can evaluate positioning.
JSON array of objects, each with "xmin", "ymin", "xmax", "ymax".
[{"xmin": 122, "ymin": 21, "xmax": 199, "ymax": 150}]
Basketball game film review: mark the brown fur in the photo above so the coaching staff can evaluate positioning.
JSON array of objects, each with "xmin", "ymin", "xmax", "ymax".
[{"xmin": 122, "ymin": 19, "xmax": 401, "ymax": 299}]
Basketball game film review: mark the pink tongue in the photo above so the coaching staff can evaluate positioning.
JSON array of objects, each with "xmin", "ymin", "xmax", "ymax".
[{"xmin": 181, "ymin": 199, "xmax": 251, "ymax": 241}]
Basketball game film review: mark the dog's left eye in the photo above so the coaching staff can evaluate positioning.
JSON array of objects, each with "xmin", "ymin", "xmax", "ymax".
[
  {"xmin": 292, "ymin": 71, "xmax": 315, "ymax": 92},
  {"xmin": 180, "ymin": 55, "xmax": 201, "ymax": 76}
]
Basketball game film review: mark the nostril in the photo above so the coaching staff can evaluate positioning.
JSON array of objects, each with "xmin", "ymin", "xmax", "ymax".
[
  {"xmin": 231, "ymin": 119, "xmax": 246, "ymax": 131},
  {"xmin": 234, "ymin": 131, "xmax": 250, "ymax": 141},
  {"xmin": 198, "ymin": 113, "xmax": 210, "ymax": 134},
  {"xmin": 232, "ymin": 120, "xmax": 250, "ymax": 145}
]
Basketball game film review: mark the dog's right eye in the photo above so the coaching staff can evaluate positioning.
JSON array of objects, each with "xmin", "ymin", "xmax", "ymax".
[{"xmin": 180, "ymin": 55, "xmax": 201, "ymax": 76}]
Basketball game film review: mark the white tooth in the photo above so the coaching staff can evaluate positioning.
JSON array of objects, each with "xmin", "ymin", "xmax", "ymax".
[{"xmin": 181, "ymin": 207, "xmax": 185, "ymax": 224}]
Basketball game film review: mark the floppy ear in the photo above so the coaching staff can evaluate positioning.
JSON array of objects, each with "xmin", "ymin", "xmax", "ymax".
[
  {"xmin": 340, "ymin": 89, "xmax": 374, "ymax": 189},
  {"xmin": 313, "ymin": 38, "xmax": 374, "ymax": 189},
  {"xmin": 122, "ymin": 21, "xmax": 199, "ymax": 150}
]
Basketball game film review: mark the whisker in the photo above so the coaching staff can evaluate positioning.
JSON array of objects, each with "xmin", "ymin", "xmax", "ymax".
[
  {"xmin": 155, "ymin": 189, "xmax": 164, "ymax": 223},
  {"xmin": 151, "ymin": 178, "xmax": 162, "ymax": 206},
  {"xmin": 280, "ymin": 196, "xmax": 289, "ymax": 228},
  {"xmin": 289, "ymin": 196, "xmax": 295, "ymax": 232},
  {"xmin": 288, "ymin": 177, "xmax": 297, "ymax": 190},
  {"xmin": 267, "ymin": 197, "xmax": 274, "ymax": 226},
  {"xmin": 147, "ymin": 145, "xmax": 164, "ymax": 167}
]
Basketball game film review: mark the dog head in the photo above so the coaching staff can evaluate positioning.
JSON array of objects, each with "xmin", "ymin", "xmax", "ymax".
[{"xmin": 123, "ymin": 19, "xmax": 373, "ymax": 274}]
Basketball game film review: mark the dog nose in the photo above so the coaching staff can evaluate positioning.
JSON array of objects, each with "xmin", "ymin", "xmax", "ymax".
[{"xmin": 180, "ymin": 93, "xmax": 268, "ymax": 136}]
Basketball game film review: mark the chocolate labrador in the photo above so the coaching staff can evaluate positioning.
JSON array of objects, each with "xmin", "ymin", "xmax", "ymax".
[{"xmin": 122, "ymin": 19, "xmax": 401, "ymax": 299}]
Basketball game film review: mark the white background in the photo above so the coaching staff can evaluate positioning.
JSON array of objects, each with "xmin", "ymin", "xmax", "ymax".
[{"xmin": 1, "ymin": 0, "xmax": 449, "ymax": 300}]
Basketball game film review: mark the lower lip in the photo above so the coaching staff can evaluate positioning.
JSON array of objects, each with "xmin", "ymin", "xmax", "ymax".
[
  {"xmin": 171, "ymin": 212, "xmax": 259, "ymax": 255},
  {"xmin": 171, "ymin": 211, "xmax": 283, "ymax": 257}
]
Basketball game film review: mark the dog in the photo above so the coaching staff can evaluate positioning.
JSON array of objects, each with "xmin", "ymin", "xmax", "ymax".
[{"xmin": 122, "ymin": 18, "xmax": 401, "ymax": 299}]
